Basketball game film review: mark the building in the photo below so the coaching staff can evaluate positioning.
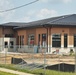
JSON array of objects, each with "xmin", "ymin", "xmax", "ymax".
[{"xmin": 0, "ymin": 14, "xmax": 76, "ymax": 53}]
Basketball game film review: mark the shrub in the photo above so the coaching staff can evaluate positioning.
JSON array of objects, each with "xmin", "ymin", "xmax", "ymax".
[{"xmin": 70, "ymin": 49, "xmax": 74, "ymax": 55}]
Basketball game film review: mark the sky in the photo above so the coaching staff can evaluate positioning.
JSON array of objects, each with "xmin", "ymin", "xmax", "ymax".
[{"xmin": 0, "ymin": 0, "xmax": 76, "ymax": 24}]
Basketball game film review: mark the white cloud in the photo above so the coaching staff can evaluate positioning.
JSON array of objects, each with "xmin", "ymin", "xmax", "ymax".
[
  {"xmin": 37, "ymin": 8, "xmax": 58, "ymax": 19},
  {"xmin": 18, "ymin": 8, "xmax": 58, "ymax": 22},
  {"xmin": 40, "ymin": 0, "xmax": 72, "ymax": 4},
  {"xmin": 0, "ymin": 0, "xmax": 15, "ymax": 23}
]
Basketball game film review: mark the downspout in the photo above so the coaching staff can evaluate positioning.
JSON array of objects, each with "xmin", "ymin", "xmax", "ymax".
[
  {"xmin": 46, "ymin": 28, "xmax": 48, "ymax": 53},
  {"xmin": 43, "ymin": 24, "xmax": 53, "ymax": 53},
  {"xmin": 42, "ymin": 25, "xmax": 48, "ymax": 53}
]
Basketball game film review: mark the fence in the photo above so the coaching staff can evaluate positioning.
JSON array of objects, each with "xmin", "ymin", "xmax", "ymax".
[{"xmin": 0, "ymin": 45, "xmax": 76, "ymax": 75}]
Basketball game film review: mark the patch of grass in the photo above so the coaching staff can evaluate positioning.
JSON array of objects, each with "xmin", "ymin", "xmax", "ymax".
[
  {"xmin": 0, "ymin": 71, "xmax": 17, "ymax": 75},
  {"xmin": 29, "ymin": 69, "xmax": 75, "ymax": 75},
  {"xmin": 0, "ymin": 64, "xmax": 75, "ymax": 75}
]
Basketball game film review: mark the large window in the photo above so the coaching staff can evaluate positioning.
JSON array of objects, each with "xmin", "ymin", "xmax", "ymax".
[
  {"xmin": 10, "ymin": 41, "xmax": 14, "ymax": 48},
  {"xmin": 20, "ymin": 36, "xmax": 21, "ymax": 48},
  {"xmin": 64, "ymin": 34, "xmax": 67, "ymax": 48},
  {"xmin": 74, "ymin": 34, "xmax": 76, "ymax": 47},
  {"xmin": 18, "ymin": 35, "xmax": 24, "ymax": 48},
  {"xmin": 42, "ymin": 34, "xmax": 46, "ymax": 47},
  {"xmin": 52, "ymin": 34, "xmax": 61, "ymax": 47},
  {"xmin": 5, "ymin": 41, "xmax": 8, "ymax": 48},
  {"xmin": 38, "ymin": 34, "xmax": 40, "ymax": 47},
  {"xmin": 5, "ymin": 34, "xmax": 14, "ymax": 37},
  {"xmin": 28, "ymin": 34, "xmax": 34, "ymax": 46}
]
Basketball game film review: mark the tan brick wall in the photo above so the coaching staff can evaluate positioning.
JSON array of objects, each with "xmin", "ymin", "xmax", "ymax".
[
  {"xmin": 26, "ymin": 28, "xmax": 36, "ymax": 45},
  {"xmin": 3, "ymin": 27, "xmax": 14, "ymax": 34},
  {"xmin": 17, "ymin": 28, "xmax": 36, "ymax": 45},
  {"xmin": 51, "ymin": 27, "xmax": 69, "ymax": 47},
  {"xmin": 51, "ymin": 27, "xmax": 69, "ymax": 34},
  {"xmin": 36, "ymin": 28, "xmax": 47, "ymax": 45},
  {"xmin": 69, "ymin": 28, "xmax": 76, "ymax": 46},
  {"xmin": 17, "ymin": 29, "xmax": 26, "ymax": 45},
  {"xmin": 16, "ymin": 27, "xmax": 76, "ymax": 47}
]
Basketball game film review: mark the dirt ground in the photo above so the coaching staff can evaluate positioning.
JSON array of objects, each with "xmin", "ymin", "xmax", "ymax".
[{"xmin": 0, "ymin": 52, "xmax": 75, "ymax": 65}]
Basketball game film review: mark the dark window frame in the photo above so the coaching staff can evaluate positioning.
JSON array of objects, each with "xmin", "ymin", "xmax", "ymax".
[
  {"xmin": 64, "ymin": 34, "xmax": 68, "ymax": 48},
  {"xmin": 74, "ymin": 34, "xmax": 76, "ymax": 47},
  {"xmin": 38, "ymin": 34, "xmax": 40, "ymax": 47},
  {"xmin": 42, "ymin": 34, "xmax": 46, "ymax": 47},
  {"xmin": 52, "ymin": 34, "xmax": 61, "ymax": 47},
  {"xmin": 5, "ymin": 41, "xmax": 8, "ymax": 48},
  {"xmin": 10, "ymin": 41, "xmax": 14, "ymax": 48},
  {"xmin": 5, "ymin": 34, "xmax": 14, "ymax": 37},
  {"xmin": 28, "ymin": 34, "xmax": 34, "ymax": 47}
]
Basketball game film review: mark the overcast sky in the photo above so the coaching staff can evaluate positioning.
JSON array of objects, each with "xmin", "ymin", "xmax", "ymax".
[{"xmin": 0, "ymin": 0, "xmax": 76, "ymax": 24}]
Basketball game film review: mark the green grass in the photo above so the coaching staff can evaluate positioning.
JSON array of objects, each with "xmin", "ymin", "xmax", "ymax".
[
  {"xmin": 32, "ymin": 69, "xmax": 75, "ymax": 75},
  {"xmin": 0, "ymin": 71, "xmax": 17, "ymax": 75},
  {"xmin": 0, "ymin": 64, "xmax": 75, "ymax": 75}
]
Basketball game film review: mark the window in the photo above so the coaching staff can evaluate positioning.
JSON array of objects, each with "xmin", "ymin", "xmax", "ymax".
[
  {"xmin": 5, "ymin": 41, "xmax": 8, "ymax": 48},
  {"xmin": 74, "ymin": 34, "xmax": 76, "ymax": 47},
  {"xmin": 52, "ymin": 34, "xmax": 61, "ymax": 47},
  {"xmin": 28, "ymin": 34, "xmax": 34, "ymax": 47},
  {"xmin": 18, "ymin": 35, "xmax": 24, "ymax": 48},
  {"xmin": 5, "ymin": 34, "xmax": 14, "ymax": 37},
  {"xmin": 20, "ymin": 36, "xmax": 21, "ymax": 48},
  {"xmin": 42, "ymin": 34, "xmax": 46, "ymax": 47},
  {"xmin": 38, "ymin": 34, "xmax": 40, "ymax": 47},
  {"xmin": 64, "ymin": 34, "xmax": 67, "ymax": 48},
  {"xmin": 17, "ymin": 36, "xmax": 19, "ymax": 45},
  {"xmin": 21, "ymin": 35, "xmax": 24, "ymax": 45},
  {"xmin": 10, "ymin": 41, "xmax": 14, "ymax": 48}
]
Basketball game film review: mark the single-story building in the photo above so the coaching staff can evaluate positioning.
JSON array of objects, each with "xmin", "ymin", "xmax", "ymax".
[{"xmin": 0, "ymin": 14, "xmax": 76, "ymax": 53}]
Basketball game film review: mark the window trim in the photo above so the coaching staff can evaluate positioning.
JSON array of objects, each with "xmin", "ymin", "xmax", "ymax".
[
  {"xmin": 52, "ymin": 34, "xmax": 61, "ymax": 48},
  {"xmin": 42, "ymin": 34, "xmax": 47, "ymax": 47},
  {"xmin": 64, "ymin": 34, "xmax": 68, "ymax": 48},
  {"xmin": 28, "ymin": 34, "xmax": 34, "ymax": 47},
  {"xmin": 5, "ymin": 41, "xmax": 8, "ymax": 48}
]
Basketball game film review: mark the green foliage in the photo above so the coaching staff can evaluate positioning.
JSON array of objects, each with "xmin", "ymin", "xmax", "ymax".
[
  {"xmin": 0, "ymin": 71, "xmax": 17, "ymax": 75},
  {"xmin": 0, "ymin": 64, "xmax": 75, "ymax": 75},
  {"xmin": 70, "ymin": 49, "xmax": 74, "ymax": 56},
  {"xmin": 31, "ymin": 69, "xmax": 74, "ymax": 75}
]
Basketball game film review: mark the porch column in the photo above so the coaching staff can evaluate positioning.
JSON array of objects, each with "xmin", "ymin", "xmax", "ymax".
[
  {"xmin": 68, "ymin": 34, "xmax": 73, "ymax": 47},
  {"xmin": 47, "ymin": 28, "xmax": 51, "ymax": 53}
]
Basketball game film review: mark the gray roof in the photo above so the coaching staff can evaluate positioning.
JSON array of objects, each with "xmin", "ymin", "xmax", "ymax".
[
  {"xmin": 0, "ymin": 22, "xmax": 27, "ymax": 27},
  {"xmin": 1, "ymin": 14, "xmax": 76, "ymax": 29},
  {"xmin": 14, "ymin": 14, "xmax": 76, "ymax": 29},
  {"xmin": 47, "ymin": 14, "xmax": 76, "ymax": 26},
  {"xmin": 14, "ymin": 16, "xmax": 62, "ymax": 29}
]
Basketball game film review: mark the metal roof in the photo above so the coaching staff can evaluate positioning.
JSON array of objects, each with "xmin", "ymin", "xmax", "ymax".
[
  {"xmin": 0, "ymin": 22, "xmax": 27, "ymax": 27},
  {"xmin": 47, "ymin": 14, "xmax": 76, "ymax": 26},
  {"xmin": 14, "ymin": 14, "xmax": 70, "ymax": 29},
  {"xmin": 13, "ymin": 16, "xmax": 61, "ymax": 29},
  {"xmin": 1, "ymin": 14, "xmax": 76, "ymax": 29},
  {"xmin": 14, "ymin": 14, "xmax": 76, "ymax": 29}
]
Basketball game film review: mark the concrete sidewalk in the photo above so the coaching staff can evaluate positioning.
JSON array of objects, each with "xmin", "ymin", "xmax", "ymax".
[{"xmin": 0, "ymin": 68, "xmax": 34, "ymax": 75}]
